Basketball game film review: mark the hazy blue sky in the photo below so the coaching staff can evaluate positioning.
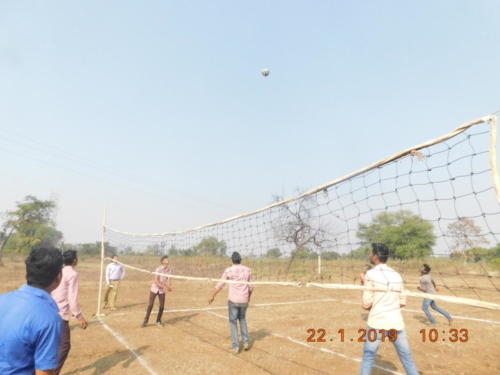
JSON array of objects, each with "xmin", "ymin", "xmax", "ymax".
[{"xmin": 1, "ymin": 1, "xmax": 499, "ymax": 243}]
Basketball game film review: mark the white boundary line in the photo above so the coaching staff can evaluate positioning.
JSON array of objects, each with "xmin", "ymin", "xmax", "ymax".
[
  {"xmin": 106, "ymin": 298, "xmax": 500, "ymax": 325},
  {"xmin": 331, "ymin": 299, "xmax": 500, "ymax": 325},
  {"xmin": 107, "ymin": 298, "xmax": 339, "ymax": 316},
  {"xmin": 96, "ymin": 298, "xmax": 498, "ymax": 374},
  {"xmin": 401, "ymin": 308, "xmax": 500, "ymax": 325},
  {"xmin": 97, "ymin": 317, "xmax": 160, "ymax": 375},
  {"xmin": 207, "ymin": 310, "xmax": 403, "ymax": 375}
]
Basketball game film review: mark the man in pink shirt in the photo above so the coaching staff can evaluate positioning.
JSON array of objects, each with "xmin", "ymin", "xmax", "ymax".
[
  {"xmin": 51, "ymin": 250, "xmax": 88, "ymax": 375},
  {"xmin": 141, "ymin": 255, "xmax": 172, "ymax": 328},
  {"xmin": 209, "ymin": 252, "xmax": 254, "ymax": 354}
]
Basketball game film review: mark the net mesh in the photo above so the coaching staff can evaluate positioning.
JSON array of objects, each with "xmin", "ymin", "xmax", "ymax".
[{"xmin": 103, "ymin": 115, "xmax": 500, "ymax": 306}]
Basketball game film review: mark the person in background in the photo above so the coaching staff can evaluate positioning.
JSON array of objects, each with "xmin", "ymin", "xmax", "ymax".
[
  {"xmin": 208, "ymin": 252, "xmax": 254, "ymax": 354},
  {"xmin": 418, "ymin": 263, "xmax": 453, "ymax": 326},
  {"xmin": 0, "ymin": 247, "xmax": 63, "ymax": 375},
  {"xmin": 104, "ymin": 254, "xmax": 125, "ymax": 311},
  {"xmin": 141, "ymin": 255, "xmax": 172, "ymax": 327},
  {"xmin": 51, "ymin": 250, "xmax": 88, "ymax": 375},
  {"xmin": 360, "ymin": 243, "xmax": 419, "ymax": 375}
]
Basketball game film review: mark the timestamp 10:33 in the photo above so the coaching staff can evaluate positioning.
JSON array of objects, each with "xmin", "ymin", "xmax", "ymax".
[{"xmin": 306, "ymin": 328, "xmax": 469, "ymax": 343}]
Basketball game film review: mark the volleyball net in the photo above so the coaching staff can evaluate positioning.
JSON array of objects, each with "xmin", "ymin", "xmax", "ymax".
[{"xmin": 97, "ymin": 114, "xmax": 500, "ymax": 314}]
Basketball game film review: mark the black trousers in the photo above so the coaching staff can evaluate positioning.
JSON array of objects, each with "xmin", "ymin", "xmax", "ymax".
[
  {"xmin": 144, "ymin": 291, "xmax": 165, "ymax": 323},
  {"xmin": 54, "ymin": 320, "xmax": 71, "ymax": 375}
]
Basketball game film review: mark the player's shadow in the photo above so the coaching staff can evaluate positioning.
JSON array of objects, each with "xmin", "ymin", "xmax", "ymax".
[
  {"xmin": 250, "ymin": 328, "xmax": 272, "ymax": 342},
  {"xmin": 165, "ymin": 313, "xmax": 198, "ymax": 325},
  {"xmin": 119, "ymin": 302, "xmax": 146, "ymax": 309},
  {"xmin": 413, "ymin": 314, "xmax": 432, "ymax": 325},
  {"xmin": 62, "ymin": 345, "xmax": 150, "ymax": 375}
]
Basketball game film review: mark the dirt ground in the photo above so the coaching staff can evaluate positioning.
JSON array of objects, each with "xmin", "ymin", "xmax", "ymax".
[{"xmin": 1, "ymin": 258, "xmax": 499, "ymax": 375}]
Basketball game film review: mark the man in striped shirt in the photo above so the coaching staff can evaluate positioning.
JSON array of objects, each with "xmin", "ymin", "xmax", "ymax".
[
  {"xmin": 51, "ymin": 250, "xmax": 88, "ymax": 375},
  {"xmin": 209, "ymin": 252, "xmax": 254, "ymax": 354}
]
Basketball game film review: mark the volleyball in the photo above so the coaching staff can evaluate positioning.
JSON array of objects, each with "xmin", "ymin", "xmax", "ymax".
[{"xmin": 261, "ymin": 68, "xmax": 270, "ymax": 77}]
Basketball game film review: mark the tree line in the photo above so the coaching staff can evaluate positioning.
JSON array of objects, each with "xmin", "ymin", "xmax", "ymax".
[{"xmin": 1, "ymin": 195, "xmax": 498, "ymax": 265}]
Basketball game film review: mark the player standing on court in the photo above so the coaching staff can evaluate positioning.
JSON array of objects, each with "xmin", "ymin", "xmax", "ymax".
[
  {"xmin": 208, "ymin": 251, "xmax": 254, "ymax": 354},
  {"xmin": 418, "ymin": 264, "xmax": 453, "ymax": 326},
  {"xmin": 51, "ymin": 250, "xmax": 88, "ymax": 375},
  {"xmin": 103, "ymin": 254, "xmax": 125, "ymax": 311},
  {"xmin": 0, "ymin": 247, "xmax": 63, "ymax": 375},
  {"xmin": 141, "ymin": 255, "xmax": 172, "ymax": 327},
  {"xmin": 360, "ymin": 243, "xmax": 419, "ymax": 375}
]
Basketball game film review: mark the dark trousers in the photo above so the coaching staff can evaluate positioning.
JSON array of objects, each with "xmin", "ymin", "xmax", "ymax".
[
  {"xmin": 143, "ymin": 291, "xmax": 165, "ymax": 323},
  {"xmin": 54, "ymin": 320, "xmax": 71, "ymax": 375}
]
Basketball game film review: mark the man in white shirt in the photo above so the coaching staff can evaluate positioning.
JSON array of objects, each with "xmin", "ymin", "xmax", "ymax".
[
  {"xmin": 360, "ymin": 243, "xmax": 419, "ymax": 375},
  {"xmin": 104, "ymin": 254, "xmax": 125, "ymax": 311}
]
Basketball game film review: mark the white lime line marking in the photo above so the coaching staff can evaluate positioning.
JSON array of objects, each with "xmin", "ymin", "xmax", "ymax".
[
  {"xmin": 207, "ymin": 311, "xmax": 403, "ymax": 375},
  {"xmin": 97, "ymin": 317, "xmax": 159, "ymax": 375}
]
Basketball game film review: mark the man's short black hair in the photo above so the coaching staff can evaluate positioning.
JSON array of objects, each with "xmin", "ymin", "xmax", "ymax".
[
  {"xmin": 63, "ymin": 250, "xmax": 78, "ymax": 266},
  {"xmin": 423, "ymin": 264, "xmax": 431, "ymax": 273},
  {"xmin": 25, "ymin": 247, "xmax": 63, "ymax": 288},
  {"xmin": 161, "ymin": 255, "xmax": 169, "ymax": 262},
  {"xmin": 371, "ymin": 243, "xmax": 389, "ymax": 263},
  {"xmin": 231, "ymin": 252, "xmax": 241, "ymax": 264}
]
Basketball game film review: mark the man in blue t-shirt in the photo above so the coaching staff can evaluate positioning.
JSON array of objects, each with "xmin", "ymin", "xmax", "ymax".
[{"xmin": 0, "ymin": 247, "xmax": 64, "ymax": 375}]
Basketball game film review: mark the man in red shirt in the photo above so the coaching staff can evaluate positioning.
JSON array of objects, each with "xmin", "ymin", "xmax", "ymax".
[
  {"xmin": 209, "ymin": 252, "xmax": 254, "ymax": 354},
  {"xmin": 51, "ymin": 250, "xmax": 88, "ymax": 375}
]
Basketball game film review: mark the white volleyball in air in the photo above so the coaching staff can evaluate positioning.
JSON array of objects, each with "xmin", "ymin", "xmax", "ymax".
[{"xmin": 261, "ymin": 68, "xmax": 270, "ymax": 77}]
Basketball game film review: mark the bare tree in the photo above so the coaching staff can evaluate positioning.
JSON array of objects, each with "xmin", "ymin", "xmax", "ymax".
[
  {"xmin": 447, "ymin": 217, "xmax": 489, "ymax": 264},
  {"xmin": 272, "ymin": 191, "xmax": 333, "ymax": 275}
]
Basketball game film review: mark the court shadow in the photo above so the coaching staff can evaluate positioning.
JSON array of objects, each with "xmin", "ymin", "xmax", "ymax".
[
  {"xmin": 165, "ymin": 313, "xmax": 198, "ymax": 325},
  {"xmin": 360, "ymin": 312, "xmax": 369, "ymax": 321},
  {"xmin": 62, "ymin": 345, "xmax": 149, "ymax": 375}
]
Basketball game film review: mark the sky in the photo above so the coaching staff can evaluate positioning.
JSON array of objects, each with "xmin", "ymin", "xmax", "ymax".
[{"xmin": 1, "ymin": 1, "xmax": 499, "ymax": 243}]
